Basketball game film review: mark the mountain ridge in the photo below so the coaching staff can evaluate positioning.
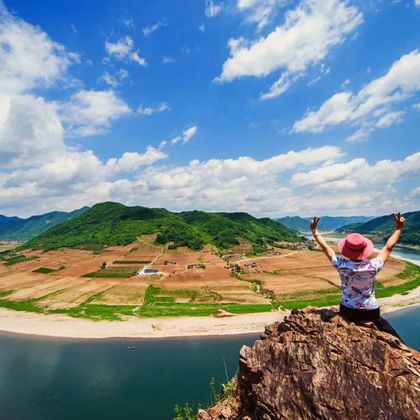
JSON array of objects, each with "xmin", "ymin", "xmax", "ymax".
[
  {"xmin": 0, "ymin": 207, "xmax": 89, "ymax": 241},
  {"xmin": 276, "ymin": 215, "xmax": 374, "ymax": 232},
  {"xmin": 337, "ymin": 210, "xmax": 420, "ymax": 246},
  {"xmin": 23, "ymin": 201, "xmax": 301, "ymax": 251}
]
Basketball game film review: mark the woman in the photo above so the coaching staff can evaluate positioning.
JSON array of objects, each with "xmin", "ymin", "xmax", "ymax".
[{"xmin": 310, "ymin": 213, "xmax": 405, "ymax": 341}]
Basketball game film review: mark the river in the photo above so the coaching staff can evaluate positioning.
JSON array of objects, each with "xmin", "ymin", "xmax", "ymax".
[
  {"xmin": 0, "ymin": 333, "xmax": 257, "ymax": 420},
  {"xmin": 0, "ymin": 304, "xmax": 418, "ymax": 420}
]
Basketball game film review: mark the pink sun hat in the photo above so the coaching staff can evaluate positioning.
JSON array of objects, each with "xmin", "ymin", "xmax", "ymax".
[{"xmin": 338, "ymin": 233, "xmax": 374, "ymax": 261}]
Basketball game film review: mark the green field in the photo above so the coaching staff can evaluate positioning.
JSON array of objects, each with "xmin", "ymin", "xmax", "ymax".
[
  {"xmin": 3, "ymin": 255, "xmax": 39, "ymax": 266},
  {"xmin": 32, "ymin": 266, "xmax": 65, "ymax": 274},
  {"xmin": 82, "ymin": 266, "xmax": 140, "ymax": 278}
]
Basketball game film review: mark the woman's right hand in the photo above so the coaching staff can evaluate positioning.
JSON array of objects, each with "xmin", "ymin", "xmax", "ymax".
[{"xmin": 393, "ymin": 212, "xmax": 405, "ymax": 230}]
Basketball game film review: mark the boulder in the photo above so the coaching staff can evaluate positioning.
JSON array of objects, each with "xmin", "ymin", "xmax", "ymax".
[{"xmin": 199, "ymin": 307, "xmax": 420, "ymax": 419}]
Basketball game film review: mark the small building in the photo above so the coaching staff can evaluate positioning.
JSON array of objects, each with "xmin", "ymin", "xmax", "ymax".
[
  {"xmin": 244, "ymin": 262, "xmax": 257, "ymax": 268},
  {"xmin": 187, "ymin": 263, "xmax": 205, "ymax": 269},
  {"xmin": 137, "ymin": 267, "xmax": 160, "ymax": 276}
]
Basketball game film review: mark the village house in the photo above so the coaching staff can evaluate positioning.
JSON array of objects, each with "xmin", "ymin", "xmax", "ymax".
[
  {"xmin": 187, "ymin": 264, "xmax": 205, "ymax": 269},
  {"xmin": 137, "ymin": 268, "xmax": 160, "ymax": 276},
  {"xmin": 244, "ymin": 262, "xmax": 257, "ymax": 268}
]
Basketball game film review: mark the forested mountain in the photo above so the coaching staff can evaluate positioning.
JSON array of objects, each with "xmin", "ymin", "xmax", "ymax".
[
  {"xmin": 337, "ymin": 211, "xmax": 420, "ymax": 246},
  {"xmin": 0, "ymin": 207, "xmax": 88, "ymax": 241},
  {"xmin": 276, "ymin": 216, "xmax": 374, "ymax": 232},
  {"xmin": 24, "ymin": 202, "xmax": 301, "ymax": 251}
]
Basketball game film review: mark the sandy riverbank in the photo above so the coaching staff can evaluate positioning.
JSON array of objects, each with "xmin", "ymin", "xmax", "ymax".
[
  {"xmin": 0, "ymin": 309, "xmax": 287, "ymax": 339},
  {"xmin": 0, "ymin": 288, "xmax": 418, "ymax": 339}
]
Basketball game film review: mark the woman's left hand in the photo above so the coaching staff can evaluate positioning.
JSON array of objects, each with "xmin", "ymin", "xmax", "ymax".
[{"xmin": 310, "ymin": 217, "xmax": 320, "ymax": 232}]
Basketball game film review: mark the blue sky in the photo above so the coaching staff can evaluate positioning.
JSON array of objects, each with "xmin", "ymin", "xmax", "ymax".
[{"xmin": 0, "ymin": 0, "xmax": 419, "ymax": 217}]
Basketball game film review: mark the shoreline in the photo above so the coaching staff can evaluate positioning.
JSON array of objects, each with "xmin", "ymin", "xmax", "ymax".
[
  {"xmin": 0, "ymin": 252, "xmax": 418, "ymax": 340},
  {"xmin": 0, "ymin": 309, "xmax": 286, "ymax": 340}
]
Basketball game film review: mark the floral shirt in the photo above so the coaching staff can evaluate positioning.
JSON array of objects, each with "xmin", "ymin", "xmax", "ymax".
[{"xmin": 331, "ymin": 255, "xmax": 383, "ymax": 310}]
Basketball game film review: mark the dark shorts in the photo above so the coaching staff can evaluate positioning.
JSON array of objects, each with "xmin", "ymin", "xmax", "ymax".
[{"xmin": 339, "ymin": 303, "xmax": 403, "ymax": 342}]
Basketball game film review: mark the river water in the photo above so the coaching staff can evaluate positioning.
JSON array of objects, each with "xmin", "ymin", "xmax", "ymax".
[
  {"xmin": 0, "ymin": 304, "xmax": 418, "ymax": 420},
  {"xmin": 0, "ymin": 333, "xmax": 257, "ymax": 420}
]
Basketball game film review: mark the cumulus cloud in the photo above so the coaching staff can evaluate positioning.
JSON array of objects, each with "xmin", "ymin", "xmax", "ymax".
[
  {"xmin": 0, "ymin": 2, "xmax": 169, "ymax": 216},
  {"xmin": 171, "ymin": 126, "xmax": 198, "ymax": 145},
  {"xmin": 105, "ymin": 36, "xmax": 147, "ymax": 67},
  {"xmin": 205, "ymin": 0, "xmax": 222, "ymax": 17},
  {"xmin": 293, "ymin": 50, "xmax": 420, "ymax": 141},
  {"xmin": 106, "ymin": 146, "xmax": 168, "ymax": 172},
  {"xmin": 2, "ymin": 140, "xmax": 419, "ymax": 218},
  {"xmin": 138, "ymin": 102, "xmax": 171, "ymax": 116},
  {"xmin": 291, "ymin": 153, "xmax": 420, "ymax": 192},
  {"xmin": 0, "ymin": 94, "xmax": 64, "ymax": 168},
  {"xmin": 0, "ymin": 3, "xmax": 77, "ymax": 95},
  {"xmin": 60, "ymin": 90, "xmax": 131, "ymax": 137},
  {"xmin": 132, "ymin": 148, "xmax": 419, "ymax": 217},
  {"xmin": 218, "ymin": 0, "xmax": 363, "ymax": 98}
]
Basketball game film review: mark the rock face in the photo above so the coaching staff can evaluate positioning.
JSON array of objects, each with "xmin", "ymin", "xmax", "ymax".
[{"xmin": 198, "ymin": 307, "xmax": 420, "ymax": 419}]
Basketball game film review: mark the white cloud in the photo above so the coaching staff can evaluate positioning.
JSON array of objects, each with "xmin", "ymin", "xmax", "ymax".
[
  {"xmin": 143, "ymin": 21, "xmax": 165, "ymax": 37},
  {"xmin": 100, "ymin": 72, "xmax": 119, "ymax": 88},
  {"xmin": 171, "ymin": 126, "xmax": 198, "ymax": 145},
  {"xmin": 415, "ymin": 0, "xmax": 420, "ymax": 7},
  {"xmin": 205, "ymin": 0, "xmax": 222, "ymax": 17},
  {"xmin": 105, "ymin": 36, "xmax": 147, "ymax": 67},
  {"xmin": 412, "ymin": 102, "xmax": 420, "ymax": 111},
  {"xmin": 100, "ymin": 69, "xmax": 129, "ymax": 87},
  {"xmin": 0, "ymin": 94, "xmax": 64, "ymax": 168},
  {"xmin": 237, "ymin": 0, "xmax": 285, "ymax": 31},
  {"xmin": 2, "ymin": 139, "xmax": 419, "ymax": 218},
  {"xmin": 138, "ymin": 102, "xmax": 170, "ymax": 116},
  {"xmin": 0, "ymin": 3, "xmax": 77, "ymax": 95},
  {"xmin": 375, "ymin": 110, "xmax": 404, "ymax": 128},
  {"xmin": 113, "ymin": 147, "xmax": 418, "ymax": 217},
  {"xmin": 291, "ymin": 153, "xmax": 420, "ymax": 190},
  {"xmin": 199, "ymin": 24, "xmax": 206, "ymax": 32},
  {"xmin": 106, "ymin": 147, "xmax": 167, "ymax": 172},
  {"xmin": 293, "ymin": 50, "xmax": 420, "ymax": 141},
  {"xmin": 218, "ymin": 0, "xmax": 363, "ymax": 99},
  {"xmin": 60, "ymin": 90, "xmax": 131, "ymax": 137},
  {"xmin": 0, "ymin": 2, "xmax": 169, "ymax": 216}
]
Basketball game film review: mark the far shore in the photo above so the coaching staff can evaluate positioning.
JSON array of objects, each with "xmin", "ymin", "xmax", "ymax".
[{"xmin": 0, "ymin": 251, "xmax": 418, "ymax": 340}]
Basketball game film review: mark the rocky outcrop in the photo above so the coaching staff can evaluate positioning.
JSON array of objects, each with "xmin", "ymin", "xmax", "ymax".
[{"xmin": 198, "ymin": 307, "xmax": 420, "ymax": 419}]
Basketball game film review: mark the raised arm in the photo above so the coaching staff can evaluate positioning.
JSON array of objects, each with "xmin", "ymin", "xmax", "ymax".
[
  {"xmin": 377, "ymin": 213, "xmax": 405, "ymax": 265},
  {"xmin": 310, "ymin": 217, "xmax": 335, "ymax": 262}
]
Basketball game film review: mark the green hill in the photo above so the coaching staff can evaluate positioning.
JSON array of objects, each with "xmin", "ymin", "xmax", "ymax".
[
  {"xmin": 275, "ymin": 216, "xmax": 309, "ymax": 232},
  {"xmin": 23, "ymin": 202, "xmax": 301, "ymax": 251},
  {"xmin": 0, "ymin": 207, "xmax": 89, "ymax": 241},
  {"xmin": 337, "ymin": 211, "xmax": 420, "ymax": 247},
  {"xmin": 276, "ymin": 215, "xmax": 374, "ymax": 232}
]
